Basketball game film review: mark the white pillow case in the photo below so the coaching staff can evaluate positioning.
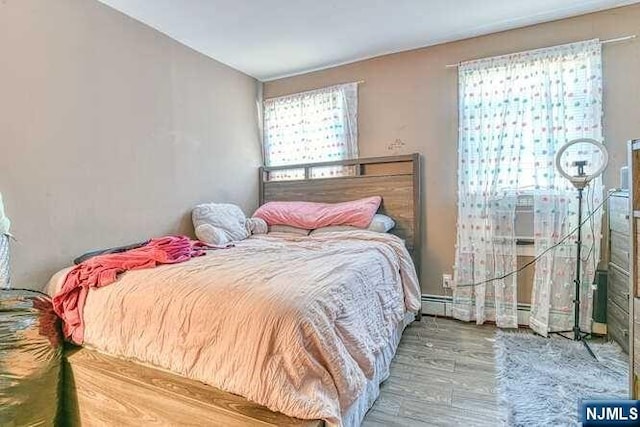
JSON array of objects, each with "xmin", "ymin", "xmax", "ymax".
[
  {"xmin": 367, "ymin": 214, "xmax": 396, "ymax": 233},
  {"xmin": 193, "ymin": 203, "xmax": 256, "ymax": 245},
  {"xmin": 268, "ymin": 225, "xmax": 311, "ymax": 236},
  {"xmin": 310, "ymin": 214, "xmax": 395, "ymax": 235}
]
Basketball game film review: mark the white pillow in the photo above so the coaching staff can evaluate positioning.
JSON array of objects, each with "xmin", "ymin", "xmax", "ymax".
[
  {"xmin": 268, "ymin": 225, "xmax": 311, "ymax": 236},
  {"xmin": 310, "ymin": 225, "xmax": 357, "ymax": 235},
  {"xmin": 246, "ymin": 218, "xmax": 268, "ymax": 235},
  {"xmin": 368, "ymin": 214, "xmax": 395, "ymax": 232},
  {"xmin": 310, "ymin": 214, "xmax": 395, "ymax": 235},
  {"xmin": 192, "ymin": 203, "xmax": 249, "ymax": 245}
]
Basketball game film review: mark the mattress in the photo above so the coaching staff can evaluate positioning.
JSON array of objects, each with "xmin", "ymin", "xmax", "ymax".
[{"xmin": 46, "ymin": 231, "xmax": 420, "ymax": 426}]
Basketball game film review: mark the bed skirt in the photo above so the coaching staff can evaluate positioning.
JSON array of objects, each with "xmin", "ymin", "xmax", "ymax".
[{"xmin": 340, "ymin": 311, "xmax": 416, "ymax": 426}]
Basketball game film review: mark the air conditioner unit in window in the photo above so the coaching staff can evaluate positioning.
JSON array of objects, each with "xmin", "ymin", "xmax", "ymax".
[
  {"xmin": 489, "ymin": 193, "xmax": 535, "ymax": 256},
  {"xmin": 515, "ymin": 194, "xmax": 534, "ymax": 244}
]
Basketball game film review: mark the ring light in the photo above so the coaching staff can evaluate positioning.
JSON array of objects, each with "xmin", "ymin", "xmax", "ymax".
[{"xmin": 555, "ymin": 138, "xmax": 609, "ymax": 189}]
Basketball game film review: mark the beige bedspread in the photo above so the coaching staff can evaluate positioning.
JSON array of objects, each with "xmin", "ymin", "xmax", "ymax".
[{"xmin": 46, "ymin": 231, "xmax": 420, "ymax": 425}]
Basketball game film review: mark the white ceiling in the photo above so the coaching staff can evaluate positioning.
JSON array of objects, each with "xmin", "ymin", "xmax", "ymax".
[{"xmin": 97, "ymin": 0, "xmax": 638, "ymax": 81}]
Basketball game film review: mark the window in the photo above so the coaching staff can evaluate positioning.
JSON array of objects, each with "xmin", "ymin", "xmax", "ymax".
[
  {"xmin": 458, "ymin": 41, "xmax": 603, "ymax": 194},
  {"xmin": 453, "ymin": 39, "xmax": 604, "ymax": 333},
  {"xmin": 263, "ymin": 83, "xmax": 358, "ymax": 180}
]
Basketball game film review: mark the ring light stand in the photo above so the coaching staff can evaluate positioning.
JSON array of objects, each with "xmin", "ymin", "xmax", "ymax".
[{"xmin": 553, "ymin": 138, "xmax": 609, "ymax": 359}]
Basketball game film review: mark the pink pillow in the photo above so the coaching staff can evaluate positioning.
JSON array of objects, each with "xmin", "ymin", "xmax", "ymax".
[{"xmin": 253, "ymin": 197, "xmax": 382, "ymax": 229}]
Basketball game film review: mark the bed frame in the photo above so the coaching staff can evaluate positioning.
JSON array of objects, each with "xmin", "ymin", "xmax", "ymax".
[
  {"xmin": 62, "ymin": 346, "xmax": 322, "ymax": 426},
  {"xmin": 63, "ymin": 154, "xmax": 421, "ymax": 426}
]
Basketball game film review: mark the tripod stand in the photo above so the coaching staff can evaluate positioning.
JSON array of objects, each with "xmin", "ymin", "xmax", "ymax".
[
  {"xmin": 550, "ymin": 171, "xmax": 597, "ymax": 359},
  {"xmin": 551, "ymin": 139, "xmax": 609, "ymax": 359}
]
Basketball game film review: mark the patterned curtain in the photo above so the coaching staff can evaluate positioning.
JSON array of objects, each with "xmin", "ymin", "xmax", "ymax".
[
  {"xmin": 453, "ymin": 40, "xmax": 604, "ymax": 331},
  {"xmin": 263, "ymin": 83, "xmax": 358, "ymax": 180}
]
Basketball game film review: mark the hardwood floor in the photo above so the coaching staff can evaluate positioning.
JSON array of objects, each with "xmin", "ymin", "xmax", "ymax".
[{"xmin": 362, "ymin": 317, "xmax": 500, "ymax": 427}]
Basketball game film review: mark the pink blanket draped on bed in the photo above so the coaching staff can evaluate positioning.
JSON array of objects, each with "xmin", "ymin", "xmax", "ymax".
[{"xmin": 52, "ymin": 235, "xmax": 215, "ymax": 344}]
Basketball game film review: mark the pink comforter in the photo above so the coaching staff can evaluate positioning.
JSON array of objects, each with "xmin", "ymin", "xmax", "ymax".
[{"xmin": 45, "ymin": 231, "xmax": 420, "ymax": 426}]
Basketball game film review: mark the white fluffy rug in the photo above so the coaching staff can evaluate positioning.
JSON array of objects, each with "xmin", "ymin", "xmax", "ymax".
[{"xmin": 495, "ymin": 331, "xmax": 628, "ymax": 426}]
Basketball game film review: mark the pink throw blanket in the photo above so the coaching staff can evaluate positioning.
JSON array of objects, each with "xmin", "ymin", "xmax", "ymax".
[{"xmin": 52, "ymin": 235, "xmax": 212, "ymax": 344}]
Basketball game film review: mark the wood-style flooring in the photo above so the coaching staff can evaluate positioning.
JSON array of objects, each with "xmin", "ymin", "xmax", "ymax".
[{"xmin": 362, "ymin": 317, "xmax": 500, "ymax": 427}]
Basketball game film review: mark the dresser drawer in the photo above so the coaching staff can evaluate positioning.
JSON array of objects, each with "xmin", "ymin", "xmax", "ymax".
[
  {"xmin": 608, "ymin": 263, "xmax": 630, "ymax": 313},
  {"xmin": 611, "ymin": 231, "xmax": 630, "ymax": 271},
  {"xmin": 637, "ymin": 223, "xmax": 640, "ymax": 297},
  {"xmin": 608, "ymin": 299, "xmax": 629, "ymax": 353},
  {"xmin": 634, "ymin": 299, "xmax": 640, "ymax": 375},
  {"xmin": 609, "ymin": 194, "xmax": 630, "ymax": 236}
]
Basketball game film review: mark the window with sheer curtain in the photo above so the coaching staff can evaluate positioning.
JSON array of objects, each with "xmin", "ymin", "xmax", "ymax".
[
  {"xmin": 262, "ymin": 83, "xmax": 358, "ymax": 181},
  {"xmin": 459, "ymin": 47, "xmax": 600, "ymax": 194},
  {"xmin": 453, "ymin": 39, "xmax": 604, "ymax": 334}
]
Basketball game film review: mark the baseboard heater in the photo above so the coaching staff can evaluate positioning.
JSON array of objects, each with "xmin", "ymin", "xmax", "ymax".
[
  {"xmin": 421, "ymin": 294, "xmax": 607, "ymax": 334},
  {"xmin": 421, "ymin": 294, "xmax": 532, "ymax": 327}
]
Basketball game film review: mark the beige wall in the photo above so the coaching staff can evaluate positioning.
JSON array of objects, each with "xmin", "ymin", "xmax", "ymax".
[
  {"xmin": 264, "ymin": 4, "xmax": 640, "ymax": 296},
  {"xmin": 0, "ymin": 0, "xmax": 262, "ymax": 289}
]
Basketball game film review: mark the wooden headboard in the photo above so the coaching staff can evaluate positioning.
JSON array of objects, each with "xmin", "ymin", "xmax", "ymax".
[{"xmin": 259, "ymin": 154, "xmax": 422, "ymax": 271}]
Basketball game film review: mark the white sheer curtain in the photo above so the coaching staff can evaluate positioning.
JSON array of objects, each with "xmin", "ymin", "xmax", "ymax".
[
  {"xmin": 263, "ymin": 83, "xmax": 358, "ymax": 180},
  {"xmin": 453, "ymin": 40, "xmax": 604, "ymax": 331},
  {"xmin": 528, "ymin": 41, "xmax": 604, "ymax": 335}
]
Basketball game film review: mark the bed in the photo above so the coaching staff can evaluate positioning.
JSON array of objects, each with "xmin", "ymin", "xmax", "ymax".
[{"xmin": 54, "ymin": 154, "xmax": 422, "ymax": 426}]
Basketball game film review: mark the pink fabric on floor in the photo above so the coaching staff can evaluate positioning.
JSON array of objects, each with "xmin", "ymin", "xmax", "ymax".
[
  {"xmin": 253, "ymin": 196, "xmax": 382, "ymax": 229},
  {"xmin": 52, "ymin": 235, "xmax": 215, "ymax": 344}
]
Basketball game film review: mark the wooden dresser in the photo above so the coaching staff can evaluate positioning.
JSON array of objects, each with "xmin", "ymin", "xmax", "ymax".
[
  {"xmin": 627, "ymin": 139, "xmax": 639, "ymax": 398},
  {"xmin": 608, "ymin": 191, "xmax": 630, "ymax": 353}
]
